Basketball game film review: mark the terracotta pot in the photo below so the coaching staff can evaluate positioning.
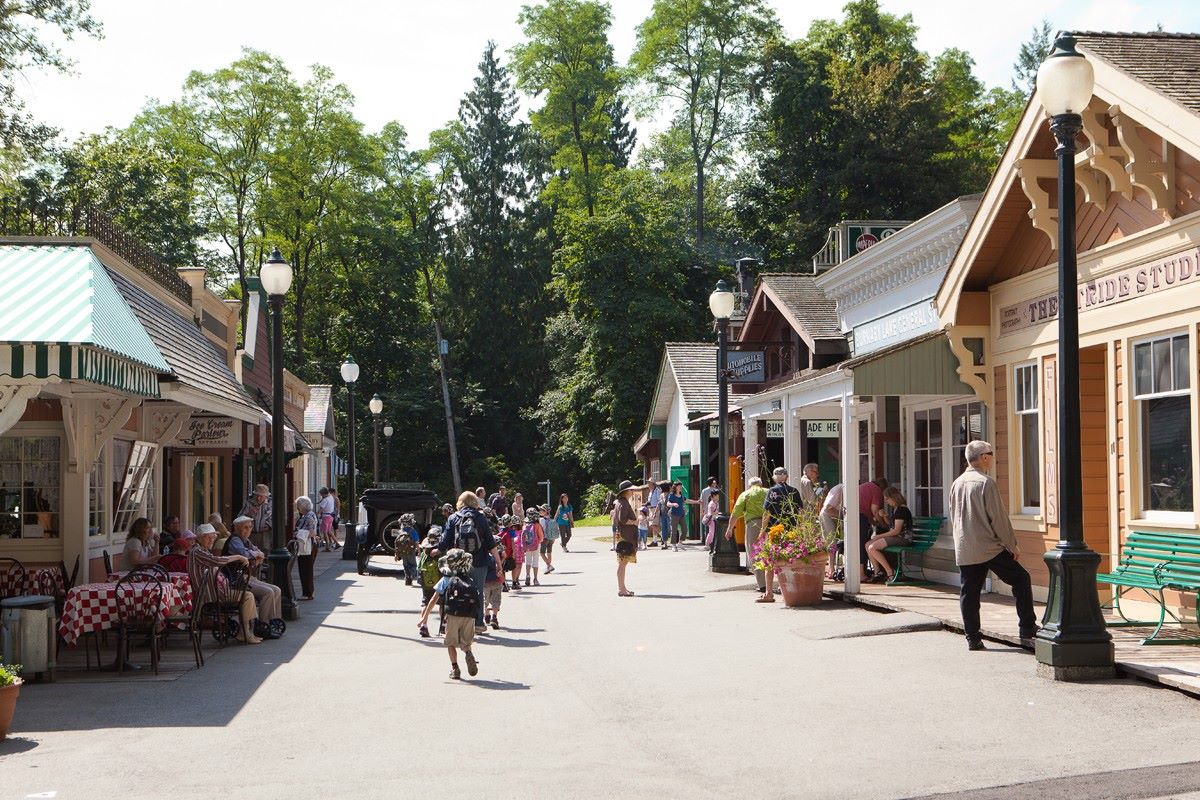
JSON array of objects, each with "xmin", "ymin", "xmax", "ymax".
[
  {"xmin": 0, "ymin": 679, "xmax": 21, "ymax": 741},
  {"xmin": 777, "ymin": 557, "xmax": 827, "ymax": 607}
]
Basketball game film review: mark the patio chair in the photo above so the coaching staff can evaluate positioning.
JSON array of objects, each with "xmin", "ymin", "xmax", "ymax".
[
  {"xmin": 187, "ymin": 549, "xmax": 251, "ymax": 646},
  {"xmin": 114, "ymin": 569, "xmax": 165, "ymax": 676},
  {"xmin": 0, "ymin": 557, "xmax": 26, "ymax": 600},
  {"xmin": 161, "ymin": 558, "xmax": 204, "ymax": 668},
  {"xmin": 102, "ymin": 549, "xmax": 113, "ymax": 577}
]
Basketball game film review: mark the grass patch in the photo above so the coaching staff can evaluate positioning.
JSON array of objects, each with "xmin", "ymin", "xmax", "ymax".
[{"xmin": 573, "ymin": 514, "xmax": 611, "ymax": 527}]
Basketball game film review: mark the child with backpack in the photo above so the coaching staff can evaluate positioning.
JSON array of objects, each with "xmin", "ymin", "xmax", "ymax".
[
  {"xmin": 520, "ymin": 507, "xmax": 544, "ymax": 586},
  {"xmin": 484, "ymin": 542, "xmax": 504, "ymax": 630},
  {"xmin": 500, "ymin": 514, "xmax": 523, "ymax": 591},
  {"xmin": 416, "ymin": 528, "xmax": 443, "ymax": 637},
  {"xmin": 417, "ymin": 548, "xmax": 480, "ymax": 679}
]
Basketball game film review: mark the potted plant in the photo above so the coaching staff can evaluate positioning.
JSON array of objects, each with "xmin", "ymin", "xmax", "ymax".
[
  {"xmin": 752, "ymin": 505, "xmax": 834, "ymax": 607},
  {"xmin": 0, "ymin": 662, "xmax": 22, "ymax": 741}
]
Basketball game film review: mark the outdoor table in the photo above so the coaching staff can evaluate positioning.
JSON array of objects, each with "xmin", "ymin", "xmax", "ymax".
[
  {"xmin": 106, "ymin": 571, "xmax": 192, "ymax": 598},
  {"xmin": 58, "ymin": 580, "xmax": 189, "ymax": 647},
  {"xmin": 0, "ymin": 566, "xmax": 65, "ymax": 599}
]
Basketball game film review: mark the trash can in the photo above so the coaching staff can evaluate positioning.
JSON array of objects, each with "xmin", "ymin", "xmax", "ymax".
[{"xmin": 0, "ymin": 595, "xmax": 56, "ymax": 682}]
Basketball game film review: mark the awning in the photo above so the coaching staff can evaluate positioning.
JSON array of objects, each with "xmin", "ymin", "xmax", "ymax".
[
  {"xmin": 842, "ymin": 330, "xmax": 974, "ymax": 396},
  {"xmin": 686, "ymin": 407, "xmax": 742, "ymax": 430},
  {"xmin": 0, "ymin": 245, "xmax": 169, "ymax": 397}
]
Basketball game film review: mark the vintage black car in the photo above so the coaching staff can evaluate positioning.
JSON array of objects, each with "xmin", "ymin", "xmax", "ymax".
[{"xmin": 354, "ymin": 487, "xmax": 440, "ymax": 575}]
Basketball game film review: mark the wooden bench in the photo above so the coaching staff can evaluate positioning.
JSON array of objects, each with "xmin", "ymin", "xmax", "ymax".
[
  {"xmin": 1097, "ymin": 531, "xmax": 1200, "ymax": 646},
  {"xmin": 884, "ymin": 516, "xmax": 945, "ymax": 585}
]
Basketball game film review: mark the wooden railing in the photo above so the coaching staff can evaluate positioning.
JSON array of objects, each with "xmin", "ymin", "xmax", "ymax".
[{"xmin": 0, "ymin": 197, "xmax": 192, "ymax": 305}]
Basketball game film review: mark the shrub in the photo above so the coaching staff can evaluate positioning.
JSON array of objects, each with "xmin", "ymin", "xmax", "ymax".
[{"xmin": 582, "ymin": 483, "xmax": 611, "ymax": 518}]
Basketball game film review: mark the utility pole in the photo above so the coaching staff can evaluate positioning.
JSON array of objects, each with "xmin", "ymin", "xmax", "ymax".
[{"xmin": 418, "ymin": 263, "xmax": 462, "ymax": 497}]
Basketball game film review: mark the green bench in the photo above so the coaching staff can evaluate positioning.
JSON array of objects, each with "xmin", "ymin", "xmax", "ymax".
[
  {"xmin": 1097, "ymin": 530, "xmax": 1200, "ymax": 645},
  {"xmin": 884, "ymin": 516, "xmax": 945, "ymax": 585}
]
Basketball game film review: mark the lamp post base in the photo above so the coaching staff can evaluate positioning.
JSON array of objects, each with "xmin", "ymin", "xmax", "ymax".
[
  {"xmin": 342, "ymin": 523, "xmax": 357, "ymax": 561},
  {"xmin": 1034, "ymin": 546, "xmax": 1114, "ymax": 680},
  {"xmin": 267, "ymin": 549, "xmax": 298, "ymax": 621},
  {"xmin": 709, "ymin": 515, "xmax": 742, "ymax": 574}
]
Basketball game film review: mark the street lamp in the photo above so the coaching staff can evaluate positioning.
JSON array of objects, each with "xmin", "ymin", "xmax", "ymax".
[
  {"xmin": 383, "ymin": 423, "xmax": 394, "ymax": 483},
  {"xmin": 340, "ymin": 355, "xmax": 360, "ymax": 561},
  {"xmin": 1033, "ymin": 34, "xmax": 1114, "ymax": 680},
  {"xmin": 260, "ymin": 247, "xmax": 297, "ymax": 619},
  {"xmin": 369, "ymin": 393, "xmax": 383, "ymax": 488},
  {"xmin": 709, "ymin": 278, "xmax": 739, "ymax": 573}
]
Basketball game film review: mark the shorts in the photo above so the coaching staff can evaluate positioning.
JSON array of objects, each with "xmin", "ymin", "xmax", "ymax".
[
  {"xmin": 875, "ymin": 534, "xmax": 913, "ymax": 548},
  {"xmin": 523, "ymin": 551, "xmax": 540, "ymax": 567},
  {"xmin": 540, "ymin": 539, "xmax": 555, "ymax": 556},
  {"xmin": 617, "ymin": 550, "xmax": 637, "ymax": 565},
  {"xmin": 484, "ymin": 582, "xmax": 502, "ymax": 611},
  {"xmin": 443, "ymin": 615, "xmax": 476, "ymax": 649},
  {"xmin": 320, "ymin": 514, "xmax": 334, "ymax": 534}
]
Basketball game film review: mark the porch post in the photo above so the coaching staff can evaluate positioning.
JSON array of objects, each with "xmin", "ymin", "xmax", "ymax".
[
  {"xmin": 743, "ymin": 419, "xmax": 759, "ymax": 485},
  {"xmin": 841, "ymin": 386, "xmax": 861, "ymax": 594}
]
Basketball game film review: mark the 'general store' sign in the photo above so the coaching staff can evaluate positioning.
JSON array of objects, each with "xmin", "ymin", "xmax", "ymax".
[{"xmin": 1000, "ymin": 247, "xmax": 1200, "ymax": 336}]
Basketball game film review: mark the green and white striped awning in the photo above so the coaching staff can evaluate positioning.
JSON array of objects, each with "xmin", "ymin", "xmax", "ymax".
[{"xmin": 0, "ymin": 245, "xmax": 170, "ymax": 397}]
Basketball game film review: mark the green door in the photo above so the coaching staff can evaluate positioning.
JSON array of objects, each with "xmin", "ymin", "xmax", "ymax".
[{"xmin": 669, "ymin": 465, "xmax": 692, "ymax": 531}]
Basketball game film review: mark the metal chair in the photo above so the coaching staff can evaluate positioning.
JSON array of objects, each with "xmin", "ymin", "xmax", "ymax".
[
  {"xmin": 102, "ymin": 549, "xmax": 113, "ymax": 577},
  {"xmin": 0, "ymin": 557, "xmax": 26, "ymax": 600},
  {"xmin": 161, "ymin": 551, "xmax": 204, "ymax": 668},
  {"xmin": 187, "ymin": 549, "xmax": 251, "ymax": 646},
  {"xmin": 114, "ymin": 569, "xmax": 165, "ymax": 675}
]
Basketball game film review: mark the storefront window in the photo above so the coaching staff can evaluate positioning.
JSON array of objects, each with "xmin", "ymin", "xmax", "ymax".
[
  {"xmin": 913, "ymin": 409, "xmax": 944, "ymax": 517},
  {"xmin": 0, "ymin": 436, "xmax": 61, "ymax": 539},
  {"xmin": 858, "ymin": 419, "xmax": 871, "ymax": 481},
  {"xmin": 113, "ymin": 440, "xmax": 157, "ymax": 536},
  {"xmin": 88, "ymin": 447, "xmax": 108, "ymax": 538},
  {"xmin": 1134, "ymin": 333, "xmax": 1192, "ymax": 514},
  {"xmin": 952, "ymin": 402, "xmax": 987, "ymax": 476},
  {"xmin": 1014, "ymin": 364, "xmax": 1040, "ymax": 512}
]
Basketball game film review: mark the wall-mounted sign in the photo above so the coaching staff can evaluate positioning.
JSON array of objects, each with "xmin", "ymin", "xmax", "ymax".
[
  {"xmin": 765, "ymin": 420, "xmax": 785, "ymax": 438},
  {"xmin": 769, "ymin": 399, "xmax": 783, "ymax": 412},
  {"xmin": 1000, "ymin": 247, "xmax": 1200, "ymax": 337},
  {"xmin": 805, "ymin": 419, "xmax": 840, "ymax": 438},
  {"xmin": 707, "ymin": 423, "xmax": 719, "ymax": 438},
  {"xmin": 174, "ymin": 415, "xmax": 241, "ymax": 449},
  {"xmin": 853, "ymin": 303, "xmax": 938, "ymax": 354},
  {"xmin": 724, "ymin": 350, "xmax": 765, "ymax": 382},
  {"xmin": 847, "ymin": 224, "xmax": 904, "ymax": 254}
]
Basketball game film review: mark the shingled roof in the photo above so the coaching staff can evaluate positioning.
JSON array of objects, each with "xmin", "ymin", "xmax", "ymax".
[
  {"xmin": 1074, "ymin": 32, "xmax": 1200, "ymax": 117},
  {"xmin": 304, "ymin": 385, "xmax": 333, "ymax": 434},
  {"xmin": 758, "ymin": 273, "xmax": 843, "ymax": 339},
  {"xmin": 664, "ymin": 343, "xmax": 719, "ymax": 414}
]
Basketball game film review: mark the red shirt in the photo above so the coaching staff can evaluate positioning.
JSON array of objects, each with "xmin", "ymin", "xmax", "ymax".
[{"xmin": 858, "ymin": 482, "xmax": 884, "ymax": 518}]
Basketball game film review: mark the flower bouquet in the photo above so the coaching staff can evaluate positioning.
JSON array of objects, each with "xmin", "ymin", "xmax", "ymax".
[{"xmin": 751, "ymin": 502, "xmax": 834, "ymax": 607}]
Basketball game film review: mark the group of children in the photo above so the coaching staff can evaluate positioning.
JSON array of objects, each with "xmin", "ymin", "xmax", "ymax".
[{"xmin": 414, "ymin": 501, "xmax": 561, "ymax": 680}]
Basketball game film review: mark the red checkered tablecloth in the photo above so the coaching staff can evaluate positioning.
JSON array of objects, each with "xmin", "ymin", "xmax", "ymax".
[
  {"xmin": 58, "ymin": 581, "xmax": 189, "ymax": 646},
  {"xmin": 0, "ymin": 566, "xmax": 65, "ymax": 598},
  {"xmin": 107, "ymin": 571, "xmax": 192, "ymax": 598}
]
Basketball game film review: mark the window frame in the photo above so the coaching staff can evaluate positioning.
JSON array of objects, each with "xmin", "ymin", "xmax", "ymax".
[
  {"xmin": 0, "ymin": 430, "xmax": 64, "ymax": 541},
  {"xmin": 1131, "ymin": 331, "xmax": 1194, "ymax": 523},
  {"xmin": 1013, "ymin": 361, "xmax": 1041, "ymax": 515}
]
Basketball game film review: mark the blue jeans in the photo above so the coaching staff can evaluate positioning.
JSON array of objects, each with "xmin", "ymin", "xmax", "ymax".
[{"xmin": 471, "ymin": 565, "xmax": 488, "ymax": 627}]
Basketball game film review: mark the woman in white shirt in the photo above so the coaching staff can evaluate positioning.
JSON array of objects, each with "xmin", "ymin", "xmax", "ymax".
[{"xmin": 122, "ymin": 517, "xmax": 160, "ymax": 568}]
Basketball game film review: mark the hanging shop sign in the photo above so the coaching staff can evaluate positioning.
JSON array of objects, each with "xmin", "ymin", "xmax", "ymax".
[
  {"xmin": 724, "ymin": 350, "xmax": 765, "ymax": 383},
  {"xmin": 805, "ymin": 419, "xmax": 840, "ymax": 438},
  {"xmin": 1000, "ymin": 247, "xmax": 1200, "ymax": 336},
  {"xmin": 173, "ymin": 415, "xmax": 242, "ymax": 448},
  {"xmin": 765, "ymin": 420, "xmax": 785, "ymax": 438}
]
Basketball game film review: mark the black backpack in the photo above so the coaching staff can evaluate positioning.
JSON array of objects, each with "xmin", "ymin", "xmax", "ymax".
[
  {"xmin": 454, "ymin": 510, "xmax": 483, "ymax": 554},
  {"xmin": 443, "ymin": 576, "xmax": 479, "ymax": 618}
]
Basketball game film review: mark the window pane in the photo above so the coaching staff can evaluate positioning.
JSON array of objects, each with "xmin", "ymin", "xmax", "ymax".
[
  {"xmin": 915, "ymin": 413, "xmax": 928, "ymax": 448},
  {"xmin": 917, "ymin": 449, "xmax": 929, "ymax": 486},
  {"xmin": 1015, "ymin": 367, "xmax": 1026, "ymax": 410},
  {"xmin": 1021, "ymin": 413, "xmax": 1040, "ymax": 508},
  {"xmin": 930, "ymin": 451, "xmax": 943, "ymax": 487},
  {"xmin": 929, "ymin": 410, "xmax": 943, "ymax": 448},
  {"xmin": 1142, "ymin": 395, "xmax": 1193, "ymax": 512},
  {"xmin": 930, "ymin": 492, "xmax": 945, "ymax": 517},
  {"xmin": 1029, "ymin": 366, "xmax": 1038, "ymax": 408},
  {"xmin": 1134, "ymin": 342, "xmax": 1153, "ymax": 396},
  {"xmin": 917, "ymin": 489, "xmax": 931, "ymax": 517},
  {"xmin": 1172, "ymin": 335, "xmax": 1190, "ymax": 392},
  {"xmin": 1152, "ymin": 338, "xmax": 1171, "ymax": 394}
]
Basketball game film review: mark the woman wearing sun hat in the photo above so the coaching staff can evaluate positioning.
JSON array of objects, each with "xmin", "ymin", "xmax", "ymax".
[{"xmin": 614, "ymin": 480, "xmax": 644, "ymax": 597}]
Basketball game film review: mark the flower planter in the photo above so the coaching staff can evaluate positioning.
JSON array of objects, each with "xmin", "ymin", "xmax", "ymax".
[
  {"xmin": 777, "ymin": 557, "xmax": 827, "ymax": 607},
  {"xmin": 0, "ymin": 679, "xmax": 21, "ymax": 741}
]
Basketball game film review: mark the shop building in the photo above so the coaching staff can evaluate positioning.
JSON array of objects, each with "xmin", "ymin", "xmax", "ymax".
[{"xmin": 935, "ymin": 31, "xmax": 1200, "ymax": 617}]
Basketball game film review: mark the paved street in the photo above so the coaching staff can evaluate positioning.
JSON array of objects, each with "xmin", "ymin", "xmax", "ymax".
[{"xmin": 3, "ymin": 529, "xmax": 1200, "ymax": 800}]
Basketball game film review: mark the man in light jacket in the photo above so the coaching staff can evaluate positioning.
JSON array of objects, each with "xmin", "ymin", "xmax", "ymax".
[{"xmin": 949, "ymin": 440, "xmax": 1038, "ymax": 650}]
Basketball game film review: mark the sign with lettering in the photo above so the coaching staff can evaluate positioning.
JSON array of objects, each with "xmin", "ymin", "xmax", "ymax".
[
  {"xmin": 769, "ymin": 399, "xmax": 782, "ymax": 412},
  {"xmin": 1000, "ymin": 248, "xmax": 1200, "ymax": 336},
  {"xmin": 724, "ymin": 350, "xmax": 765, "ymax": 382},
  {"xmin": 174, "ymin": 415, "xmax": 241, "ymax": 449},
  {"xmin": 853, "ymin": 303, "xmax": 938, "ymax": 354},
  {"xmin": 765, "ymin": 420, "xmax": 785, "ymax": 438},
  {"xmin": 1043, "ymin": 359, "xmax": 1058, "ymax": 525},
  {"xmin": 805, "ymin": 419, "xmax": 840, "ymax": 438}
]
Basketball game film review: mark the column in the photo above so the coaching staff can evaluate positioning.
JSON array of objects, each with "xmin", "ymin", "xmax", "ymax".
[
  {"xmin": 743, "ymin": 418, "xmax": 759, "ymax": 485},
  {"xmin": 841, "ymin": 388, "xmax": 860, "ymax": 594}
]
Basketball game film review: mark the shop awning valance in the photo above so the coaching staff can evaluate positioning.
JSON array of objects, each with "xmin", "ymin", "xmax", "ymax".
[
  {"xmin": 0, "ymin": 245, "xmax": 169, "ymax": 397},
  {"xmin": 843, "ymin": 331, "xmax": 974, "ymax": 397}
]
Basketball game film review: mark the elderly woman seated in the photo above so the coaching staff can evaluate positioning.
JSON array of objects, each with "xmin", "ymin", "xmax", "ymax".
[
  {"xmin": 225, "ymin": 515, "xmax": 284, "ymax": 630},
  {"xmin": 192, "ymin": 523, "xmax": 262, "ymax": 645}
]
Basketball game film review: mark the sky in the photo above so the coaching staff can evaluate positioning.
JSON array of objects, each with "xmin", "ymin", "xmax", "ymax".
[{"xmin": 17, "ymin": 0, "xmax": 1200, "ymax": 151}]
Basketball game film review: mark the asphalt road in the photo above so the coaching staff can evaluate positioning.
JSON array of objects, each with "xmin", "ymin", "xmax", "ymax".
[{"xmin": 3, "ymin": 531, "xmax": 1200, "ymax": 800}]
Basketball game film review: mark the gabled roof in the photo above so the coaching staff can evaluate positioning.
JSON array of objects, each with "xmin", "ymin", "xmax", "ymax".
[
  {"xmin": 1074, "ymin": 32, "xmax": 1200, "ymax": 117},
  {"xmin": 646, "ymin": 342, "xmax": 719, "ymax": 426},
  {"xmin": 304, "ymin": 384, "xmax": 335, "ymax": 440},
  {"xmin": 109, "ymin": 267, "xmax": 261, "ymax": 422},
  {"xmin": 741, "ymin": 273, "xmax": 844, "ymax": 347}
]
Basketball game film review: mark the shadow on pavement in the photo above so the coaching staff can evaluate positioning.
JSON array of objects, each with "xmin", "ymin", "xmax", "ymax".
[
  {"xmin": 0, "ymin": 736, "xmax": 38, "ymax": 755},
  {"xmin": 481, "ymin": 636, "xmax": 549, "ymax": 649},
  {"xmin": 461, "ymin": 679, "xmax": 531, "ymax": 691},
  {"xmin": 633, "ymin": 594, "xmax": 704, "ymax": 600}
]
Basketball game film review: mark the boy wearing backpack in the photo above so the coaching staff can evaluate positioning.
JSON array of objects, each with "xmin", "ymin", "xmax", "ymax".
[
  {"xmin": 484, "ymin": 543, "xmax": 505, "ymax": 630},
  {"xmin": 520, "ymin": 507, "xmax": 544, "ymax": 587},
  {"xmin": 418, "ymin": 548, "xmax": 480, "ymax": 680},
  {"xmin": 436, "ymin": 492, "xmax": 499, "ymax": 632},
  {"xmin": 416, "ymin": 528, "xmax": 443, "ymax": 637}
]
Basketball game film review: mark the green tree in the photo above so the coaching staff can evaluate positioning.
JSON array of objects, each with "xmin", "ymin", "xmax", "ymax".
[
  {"xmin": 511, "ymin": 0, "xmax": 621, "ymax": 217},
  {"xmin": 631, "ymin": 0, "xmax": 778, "ymax": 245},
  {"xmin": 993, "ymin": 20, "xmax": 1054, "ymax": 142}
]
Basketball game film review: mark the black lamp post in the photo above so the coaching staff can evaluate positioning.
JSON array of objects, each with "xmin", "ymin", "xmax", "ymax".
[
  {"xmin": 260, "ymin": 247, "xmax": 297, "ymax": 619},
  {"xmin": 1033, "ymin": 34, "xmax": 1114, "ymax": 680},
  {"xmin": 709, "ymin": 279, "xmax": 740, "ymax": 573},
  {"xmin": 369, "ymin": 394, "xmax": 383, "ymax": 486},
  {"xmin": 340, "ymin": 356, "xmax": 360, "ymax": 561},
  {"xmin": 383, "ymin": 423, "xmax": 394, "ymax": 483}
]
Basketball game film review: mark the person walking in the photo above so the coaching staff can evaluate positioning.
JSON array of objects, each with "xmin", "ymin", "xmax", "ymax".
[
  {"xmin": 293, "ymin": 496, "xmax": 319, "ymax": 600},
  {"xmin": 799, "ymin": 463, "xmax": 820, "ymax": 508},
  {"xmin": 509, "ymin": 491, "xmax": 523, "ymax": 520},
  {"xmin": 729, "ymin": 476, "xmax": 768, "ymax": 592},
  {"xmin": 436, "ymin": 491, "xmax": 499, "ymax": 634},
  {"xmin": 317, "ymin": 487, "xmax": 339, "ymax": 550},
  {"xmin": 520, "ymin": 508, "xmax": 544, "ymax": 586},
  {"xmin": 758, "ymin": 467, "xmax": 803, "ymax": 603},
  {"xmin": 949, "ymin": 440, "xmax": 1038, "ymax": 650},
  {"xmin": 645, "ymin": 482, "xmax": 663, "ymax": 547},
  {"xmin": 539, "ymin": 505, "xmax": 559, "ymax": 574},
  {"xmin": 555, "ymin": 493, "xmax": 575, "ymax": 551},
  {"xmin": 417, "ymin": 548, "xmax": 481, "ymax": 679},
  {"xmin": 238, "ymin": 484, "xmax": 273, "ymax": 551},
  {"xmin": 613, "ymin": 480, "xmax": 642, "ymax": 596},
  {"xmin": 820, "ymin": 483, "xmax": 845, "ymax": 579},
  {"xmin": 665, "ymin": 482, "xmax": 688, "ymax": 551}
]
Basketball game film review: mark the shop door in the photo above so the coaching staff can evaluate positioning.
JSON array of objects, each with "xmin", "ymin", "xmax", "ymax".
[
  {"xmin": 187, "ymin": 456, "xmax": 221, "ymax": 529},
  {"xmin": 669, "ymin": 465, "xmax": 692, "ymax": 533}
]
